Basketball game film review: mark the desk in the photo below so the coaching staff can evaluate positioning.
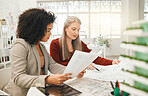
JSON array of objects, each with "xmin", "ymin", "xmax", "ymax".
[
  {"xmin": 27, "ymin": 64, "xmax": 127, "ymax": 96},
  {"xmin": 65, "ymin": 77, "xmax": 113, "ymax": 96},
  {"xmin": 27, "ymin": 77, "xmax": 113, "ymax": 96}
]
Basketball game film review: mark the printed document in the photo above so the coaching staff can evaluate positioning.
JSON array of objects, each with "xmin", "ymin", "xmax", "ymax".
[
  {"xmin": 84, "ymin": 61, "xmax": 127, "ymax": 82},
  {"xmin": 64, "ymin": 50, "xmax": 99, "ymax": 77}
]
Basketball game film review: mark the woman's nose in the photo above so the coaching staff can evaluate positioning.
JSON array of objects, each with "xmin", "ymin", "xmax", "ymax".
[
  {"xmin": 75, "ymin": 30, "xmax": 79, "ymax": 34},
  {"xmin": 49, "ymin": 32, "xmax": 52, "ymax": 35}
]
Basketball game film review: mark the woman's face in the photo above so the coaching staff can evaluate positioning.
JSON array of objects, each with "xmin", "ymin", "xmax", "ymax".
[
  {"xmin": 42, "ymin": 23, "xmax": 53, "ymax": 42},
  {"xmin": 65, "ymin": 22, "xmax": 80, "ymax": 40}
]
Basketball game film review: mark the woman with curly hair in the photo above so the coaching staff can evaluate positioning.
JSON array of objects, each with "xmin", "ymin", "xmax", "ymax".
[{"xmin": 3, "ymin": 8, "xmax": 85, "ymax": 96}]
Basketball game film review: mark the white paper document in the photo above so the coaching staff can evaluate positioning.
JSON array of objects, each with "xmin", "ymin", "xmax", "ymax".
[
  {"xmin": 64, "ymin": 50, "xmax": 99, "ymax": 77},
  {"xmin": 84, "ymin": 61, "xmax": 127, "ymax": 82}
]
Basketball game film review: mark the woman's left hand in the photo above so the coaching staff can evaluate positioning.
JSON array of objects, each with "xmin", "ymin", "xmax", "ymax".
[
  {"xmin": 77, "ymin": 70, "xmax": 86, "ymax": 78},
  {"xmin": 112, "ymin": 59, "xmax": 120, "ymax": 65}
]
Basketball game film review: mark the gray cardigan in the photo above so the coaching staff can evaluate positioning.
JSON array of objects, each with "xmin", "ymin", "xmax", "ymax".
[{"xmin": 3, "ymin": 38, "xmax": 66, "ymax": 96}]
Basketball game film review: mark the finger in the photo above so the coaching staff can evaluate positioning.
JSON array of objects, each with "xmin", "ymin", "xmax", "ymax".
[
  {"xmin": 82, "ymin": 71, "xmax": 86, "ymax": 73},
  {"xmin": 82, "ymin": 70, "xmax": 86, "ymax": 72},
  {"xmin": 60, "ymin": 78, "xmax": 72, "ymax": 83},
  {"xmin": 79, "ymin": 72, "xmax": 85, "ymax": 76},
  {"xmin": 115, "ymin": 60, "xmax": 118, "ymax": 64},
  {"xmin": 91, "ymin": 64, "xmax": 95, "ymax": 68},
  {"xmin": 60, "ymin": 78, "xmax": 69, "ymax": 83},
  {"xmin": 115, "ymin": 60, "xmax": 120, "ymax": 64},
  {"xmin": 77, "ymin": 73, "xmax": 84, "ymax": 78},
  {"xmin": 90, "ymin": 66, "xmax": 94, "ymax": 70},
  {"xmin": 113, "ymin": 59, "xmax": 118, "ymax": 64},
  {"xmin": 61, "ymin": 77, "xmax": 72, "ymax": 81},
  {"xmin": 87, "ymin": 67, "xmax": 90, "ymax": 70},
  {"xmin": 58, "ymin": 81, "xmax": 62, "ymax": 85},
  {"xmin": 60, "ymin": 73, "xmax": 72, "ymax": 77}
]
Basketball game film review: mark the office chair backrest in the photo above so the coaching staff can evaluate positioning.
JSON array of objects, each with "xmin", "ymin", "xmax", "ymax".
[{"xmin": 0, "ymin": 67, "xmax": 11, "ymax": 90}]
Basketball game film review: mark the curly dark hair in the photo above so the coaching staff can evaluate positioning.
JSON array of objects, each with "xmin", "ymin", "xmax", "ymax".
[{"xmin": 16, "ymin": 8, "xmax": 56, "ymax": 45}]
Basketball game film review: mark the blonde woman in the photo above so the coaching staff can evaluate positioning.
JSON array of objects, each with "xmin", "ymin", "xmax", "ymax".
[{"xmin": 50, "ymin": 16, "xmax": 120, "ymax": 68}]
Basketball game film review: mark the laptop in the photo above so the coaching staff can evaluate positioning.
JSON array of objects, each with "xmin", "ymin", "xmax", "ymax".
[{"xmin": 37, "ymin": 83, "xmax": 82, "ymax": 96}]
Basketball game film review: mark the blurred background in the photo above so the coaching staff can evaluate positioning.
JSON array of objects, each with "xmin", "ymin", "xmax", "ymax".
[{"xmin": 0, "ymin": 0, "xmax": 146, "ymax": 56}]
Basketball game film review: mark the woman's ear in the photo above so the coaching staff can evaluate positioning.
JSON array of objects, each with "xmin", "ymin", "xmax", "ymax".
[{"xmin": 65, "ymin": 27, "xmax": 68, "ymax": 32}]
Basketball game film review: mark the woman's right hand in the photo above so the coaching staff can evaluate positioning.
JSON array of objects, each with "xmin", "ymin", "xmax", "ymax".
[
  {"xmin": 86, "ymin": 63, "xmax": 95, "ymax": 70},
  {"xmin": 45, "ymin": 73, "xmax": 73, "ymax": 85}
]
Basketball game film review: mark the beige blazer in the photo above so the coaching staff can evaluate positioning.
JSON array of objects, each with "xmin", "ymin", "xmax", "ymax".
[{"xmin": 3, "ymin": 38, "xmax": 66, "ymax": 96}]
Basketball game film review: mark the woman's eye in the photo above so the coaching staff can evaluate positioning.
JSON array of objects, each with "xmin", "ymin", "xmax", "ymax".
[{"xmin": 72, "ymin": 29, "xmax": 75, "ymax": 31}]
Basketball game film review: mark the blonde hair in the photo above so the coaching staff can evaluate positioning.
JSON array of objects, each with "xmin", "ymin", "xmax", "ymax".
[{"xmin": 59, "ymin": 16, "xmax": 82, "ymax": 60}]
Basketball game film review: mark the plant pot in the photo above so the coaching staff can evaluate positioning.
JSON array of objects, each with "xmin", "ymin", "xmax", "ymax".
[{"xmin": 1, "ymin": 21, "xmax": 6, "ymax": 25}]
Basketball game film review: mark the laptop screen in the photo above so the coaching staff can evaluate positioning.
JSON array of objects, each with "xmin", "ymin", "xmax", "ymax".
[{"xmin": 37, "ymin": 83, "xmax": 82, "ymax": 96}]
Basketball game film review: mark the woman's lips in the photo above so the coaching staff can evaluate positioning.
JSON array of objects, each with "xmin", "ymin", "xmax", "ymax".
[{"xmin": 73, "ymin": 35, "xmax": 77, "ymax": 38}]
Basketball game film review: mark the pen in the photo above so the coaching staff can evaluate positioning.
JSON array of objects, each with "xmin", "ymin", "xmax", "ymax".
[
  {"xmin": 94, "ymin": 67, "xmax": 100, "ymax": 71},
  {"xmin": 110, "ymin": 81, "xmax": 114, "ymax": 95},
  {"xmin": 110, "ymin": 81, "xmax": 114, "ymax": 89}
]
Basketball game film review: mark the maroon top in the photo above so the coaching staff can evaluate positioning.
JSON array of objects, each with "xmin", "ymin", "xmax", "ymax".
[{"xmin": 50, "ymin": 38, "xmax": 112, "ymax": 66}]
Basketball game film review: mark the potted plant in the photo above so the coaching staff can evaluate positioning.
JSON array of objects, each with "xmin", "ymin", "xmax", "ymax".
[
  {"xmin": 96, "ymin": 34, "xmax": 111, "ymax": 48},
  {"xmin": 1, "ymin": 19, "xmax": 6, "ymax": 25}
]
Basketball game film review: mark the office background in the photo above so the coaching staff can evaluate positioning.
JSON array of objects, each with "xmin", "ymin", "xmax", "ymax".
[{"xmin": 0, "ymin": 0, "xmax": 146, "ymax": 57}]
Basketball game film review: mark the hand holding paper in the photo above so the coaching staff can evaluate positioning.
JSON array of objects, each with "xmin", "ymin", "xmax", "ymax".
[{"xmin": 63, "ymin": 50, "xmax": 99, "ymax": 77}]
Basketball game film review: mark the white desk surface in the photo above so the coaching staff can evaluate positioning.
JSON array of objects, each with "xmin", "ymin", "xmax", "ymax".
[
  {"xmin": 27, "ymin": 77, "xmax": 113, "ymax": 96},
  {"xmin": 65, "ymin": 77, "xmax": 113, "ymax": 96}
]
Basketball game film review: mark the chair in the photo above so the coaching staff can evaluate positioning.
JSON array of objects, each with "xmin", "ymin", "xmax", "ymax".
[{"xmin": 0, "ymin": 67, "xmax": 11, "ymax": 90}]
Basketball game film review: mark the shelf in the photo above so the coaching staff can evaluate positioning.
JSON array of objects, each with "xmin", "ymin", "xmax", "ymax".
[
  {"xmin": 119, "ymin": 56, "xmax": 148, "ymax": 70},
  {"xmin": 120, "ymin": 71, "xmax": 148, "ymax": 85},
  {"xmin": 132, "ymin": 20, "xmax": 148, "ymax": 25},
  {"xmin": 0, "ymin": 61, "xmax": 11, "ymax": 69},
  {"xmin": 120, "ymin": 43, "xmax": 148, "ymax": 53},
  {"xmin": 0, "ymin": 61, "xmax": 10, "ymax": 65},
  {"xmin": 120, "ymin": 83, "xmax": 148, "ymax": 96},
  {"xmin": 123, "ymin": 29, "xmax": 148, "ymax": 37}
]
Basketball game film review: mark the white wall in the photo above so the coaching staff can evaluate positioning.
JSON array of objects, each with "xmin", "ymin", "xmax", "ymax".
[
  {"xmin": 121, "ymin": 0, "xmax": 144, "ymax": 32},
  {"xmin": 0, "ymin": 0, "xmax": 36, "ymax": 24},
  {"xmin": 0, "ymin": 0, "xmax": 20, "ymax": 24},
  {"xmin": 18, "ymin": 0, "xmax": 36, "ymax": 14},
  {"xmin": 106, "ymin": 38, "xmax": 122, "ymax": 56}
]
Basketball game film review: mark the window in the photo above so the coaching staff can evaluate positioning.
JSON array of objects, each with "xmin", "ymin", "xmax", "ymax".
[
  {"xmin": 37, "ymin": 0, "xmax": 121, "ymax": 38},
  {"xmin": 144, "ymin": 0, "xmax": 148, "ymax": 21}
]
